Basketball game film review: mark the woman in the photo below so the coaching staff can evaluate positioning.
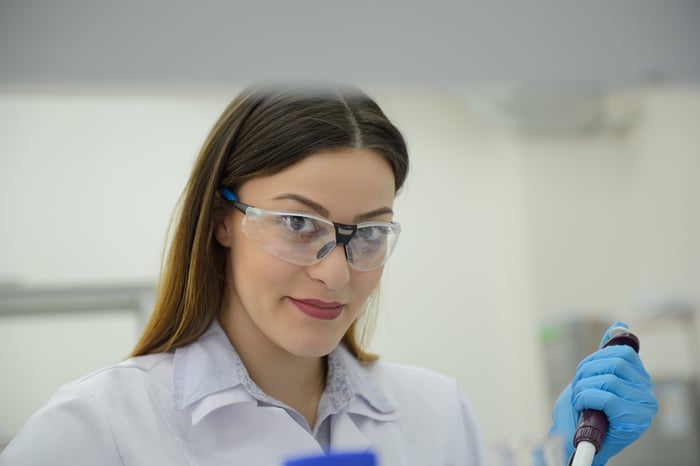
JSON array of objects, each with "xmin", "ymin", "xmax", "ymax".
[{"xmin": 0, "ymin": 85, "xmax": 656, "ymax": 465}]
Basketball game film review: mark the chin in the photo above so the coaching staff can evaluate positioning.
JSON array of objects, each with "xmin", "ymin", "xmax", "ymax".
[{"xmin": 288, "ymin": 337, "xmax": 343, "ymax": 359}]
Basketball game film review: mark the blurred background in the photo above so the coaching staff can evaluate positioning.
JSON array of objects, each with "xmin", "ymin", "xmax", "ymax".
[{"xmin": 1, "ymin": 1, "xmax": 699, "ymax": 464}]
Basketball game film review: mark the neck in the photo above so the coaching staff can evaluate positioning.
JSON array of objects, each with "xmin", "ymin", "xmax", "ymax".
[{"xmin": 218, "ymin": 306, "xmax": 327, "ymax": 428}]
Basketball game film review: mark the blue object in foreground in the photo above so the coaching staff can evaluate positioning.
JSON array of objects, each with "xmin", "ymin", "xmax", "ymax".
[{"xmin": 284, "ymin": 452, "xmax": 376, "ymax": 466}]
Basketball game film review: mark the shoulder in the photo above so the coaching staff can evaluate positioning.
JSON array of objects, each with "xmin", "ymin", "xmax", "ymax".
[
  {"xmin": 43, "ymin": 352, "xmax": 176, "ymax": 409},
  {"xmin": 59, "ymin": 352, "xmax": 176, "ymax": 423},
  {"xmin": 77, "ymin": 352, "xmax": 173, "ymax": 391},
  {"xmin": 0, "ymin": 353, "xmax": 174, "ymax": 465},
  {"xmin": 368, "ymin": 359, "xmax": 462, "ymax": 401},
  {"xmin": 364, "ymin": 359, "xmax": 489, "ymax": 464},
  {"xmin": 361, "ymin": 357, "xmax": 472, "ymax": 424},
  {"xmin": 335, "ymin": 345, "xmax": 469, "ymax": 414}
]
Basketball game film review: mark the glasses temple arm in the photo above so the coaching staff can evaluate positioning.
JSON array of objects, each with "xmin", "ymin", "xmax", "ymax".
[{"xmin": 219, "ymin": 188, "xmax": 251, "ymax": 214}]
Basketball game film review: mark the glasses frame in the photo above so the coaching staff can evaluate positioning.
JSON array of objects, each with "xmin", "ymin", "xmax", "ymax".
[{"xmin": 218, "ymin": 189, "xmax": 400, "ymax": 271}]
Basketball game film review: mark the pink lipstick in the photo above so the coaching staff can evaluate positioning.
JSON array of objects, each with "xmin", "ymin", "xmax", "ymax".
[{"xmin": 288, "ymin": 298, "xmax": 344, "ymax": 320}]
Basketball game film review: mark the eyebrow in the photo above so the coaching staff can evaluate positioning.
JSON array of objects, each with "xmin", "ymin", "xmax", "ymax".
[{"xmin": 272, "ymin": 193, "xmax": 394, "ymax": 223}]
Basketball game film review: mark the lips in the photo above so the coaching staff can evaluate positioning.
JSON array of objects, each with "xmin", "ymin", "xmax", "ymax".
[{"xmin": 288, "ymin": 297, "xmax": 344, "ymax": 320}]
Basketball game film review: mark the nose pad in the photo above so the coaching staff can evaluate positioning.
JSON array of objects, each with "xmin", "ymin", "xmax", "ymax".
[
  {"xmin": 317, "ymin": 241, "xmax": 336, "ymax": 260},
  {"xmin": 344, "ymin": 243, "xmax": 354, "ymax": 264},
  {"xmin": 317, "ymin": 241, "xmax": 354, "ymax": 265}
]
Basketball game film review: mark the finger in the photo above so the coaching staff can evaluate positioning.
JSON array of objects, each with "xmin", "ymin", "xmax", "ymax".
[
  {"xmin": 572, "ymin": 383, "xmax": 658, "ymax": 424},
  {"xmin": 599, "ymin": 321, "xmax": 629, "ymax": 349},
  {"xmin": 573, "ymin": 352, "xmax": 651, "ymax": 385},
  {"xmin": 574, "ymin": 345, "xmax": 643, "ymax": 375},
  {"xmin": 573, "ymin": 374, "xmax": 656, "ymax": 408},
  {"xmin": 573, "ymin": 378, "xmax": 655, "ymax": 415}
]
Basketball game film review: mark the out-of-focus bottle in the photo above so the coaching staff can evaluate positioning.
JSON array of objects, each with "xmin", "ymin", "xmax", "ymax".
[{"xmin": 284, "ymin": 451, "xmax": 377, "ymax": 466}]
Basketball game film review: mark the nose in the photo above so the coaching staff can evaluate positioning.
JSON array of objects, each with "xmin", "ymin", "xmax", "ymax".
[{"xmin": 306, "ymin": 243, "xmax": 351, "ymax": 290}]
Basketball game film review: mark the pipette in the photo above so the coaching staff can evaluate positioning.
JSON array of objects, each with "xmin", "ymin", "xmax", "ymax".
[{"xmin": 569, "ymin": 327, "xmax": 640, "ymax": 466}]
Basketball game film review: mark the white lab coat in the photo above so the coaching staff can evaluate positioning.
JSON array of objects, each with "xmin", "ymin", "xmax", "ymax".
[{"xmin": 0, "ymin": 322, "xmax": 488, "ymax": 466}]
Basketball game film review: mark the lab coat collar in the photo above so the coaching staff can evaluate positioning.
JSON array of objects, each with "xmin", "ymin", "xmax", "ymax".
[
  {"xmin": 331, "ymin": 344, "xmax": 395, "ymax": 416},
  {"xmin": 172, "ymin": 320, "xmax": 396, "ymax": 426},
  {"xmin": 173, "ymin": 321, "xmax": 254, "ymax": 410}
]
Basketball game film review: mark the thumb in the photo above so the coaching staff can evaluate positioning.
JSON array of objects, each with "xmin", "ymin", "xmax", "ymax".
[{"xmin": 599, "ymin": 321, "xmax": 629, "ymax": 349}]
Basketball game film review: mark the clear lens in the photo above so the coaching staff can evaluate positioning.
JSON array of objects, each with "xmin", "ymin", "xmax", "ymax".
[
  {"xmin": 346, "ymin": 222, "xmax": 401, "ymax": 271},
  {"xmin": 239, "ymin": 207, "xmax": 400, "ymax": 271},
  {"xmin": 240, "ymin": 208, "xmax": 334, "ymax": 265}
]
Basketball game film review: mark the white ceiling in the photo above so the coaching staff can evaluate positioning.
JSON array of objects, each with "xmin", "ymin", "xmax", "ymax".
[{"xmin": 1, "ymin": 1, "xmax": 699, "ymax": 85}]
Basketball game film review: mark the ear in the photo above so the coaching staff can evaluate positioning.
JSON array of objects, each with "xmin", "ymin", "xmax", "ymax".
[
  {"xmin": 213, "ymin": 190, "xmax": 234, "ymax": 247},
  {"xmin": 214, "ymin": 216, "xmax": 233, "ymax": 247}
]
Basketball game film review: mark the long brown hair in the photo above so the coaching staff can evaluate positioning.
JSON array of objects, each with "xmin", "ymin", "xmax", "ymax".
[{"xmin": 130, "ymin": 84, "xmax": 409, "ymax": 362}]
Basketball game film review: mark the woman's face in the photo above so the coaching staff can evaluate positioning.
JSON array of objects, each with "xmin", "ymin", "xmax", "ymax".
[{"xmin": 216, "ymin": 148, "xmax": 396, "ymax": 359}]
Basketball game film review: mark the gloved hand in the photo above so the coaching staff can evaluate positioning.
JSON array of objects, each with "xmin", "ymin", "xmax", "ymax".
[{"xmin": 549, "ymin": 321, "xmax": 658, "ymax": 466}]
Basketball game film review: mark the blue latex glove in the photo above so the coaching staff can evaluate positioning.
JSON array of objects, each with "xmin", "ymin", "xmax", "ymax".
[{"xmin": 549, "ymin": 321, "xmax": 658, "ymax": 466}]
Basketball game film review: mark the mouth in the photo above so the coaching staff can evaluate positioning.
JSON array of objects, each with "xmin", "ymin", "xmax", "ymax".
[{"xmin": 288, "ymin": 297, "xmax": 345, "ymax": 320}]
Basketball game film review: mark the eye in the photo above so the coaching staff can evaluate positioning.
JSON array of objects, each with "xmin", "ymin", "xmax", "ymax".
[
  {"xmin": 280, "ymin": 215, "xmax": 320, "ymax": 234},
  {"xmin": 357, "ymin": 225, "xmax": 388, "ymax": 242}
]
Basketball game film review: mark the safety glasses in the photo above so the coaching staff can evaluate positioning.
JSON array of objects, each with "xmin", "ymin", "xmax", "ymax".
[{"xmin": 219, "ymin": 189, "xmax": 401, "ymax": 272}]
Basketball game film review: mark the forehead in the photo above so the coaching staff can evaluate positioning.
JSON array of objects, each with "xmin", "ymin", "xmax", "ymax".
[{"xmin": 238, "ymin": 149, "xmax": 396, "ymax": 210}]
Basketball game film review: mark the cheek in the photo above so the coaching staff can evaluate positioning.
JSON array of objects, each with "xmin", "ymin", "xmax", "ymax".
[
  {"xmin": 229, "ymin": 226, "xmax": 312, "ymax": 311},
  {"xmin": 231, "ymin": 229, "xmax": 290, "ymax": 288},
  {"xmin": 350, "ymin": 268, "xmax": 383, "ymax": 303}
]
